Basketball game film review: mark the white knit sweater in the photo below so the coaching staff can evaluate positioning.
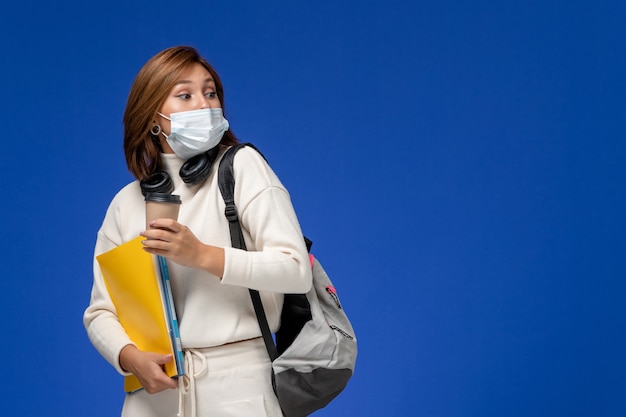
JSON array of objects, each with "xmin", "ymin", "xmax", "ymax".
[{"xmin": 83, "ymin": 145, "xmax": 312, "ymax": 375}]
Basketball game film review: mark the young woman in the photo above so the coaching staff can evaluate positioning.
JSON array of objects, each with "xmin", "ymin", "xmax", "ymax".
[{"xmin": 84, "ymin": 45, "xmax": 312, "ymax": 417}]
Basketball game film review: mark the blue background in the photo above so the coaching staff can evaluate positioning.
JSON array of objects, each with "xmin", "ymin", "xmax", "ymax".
[{"xmin": 2, "ymin": 1, "xmax": 625, "ymax": 416}]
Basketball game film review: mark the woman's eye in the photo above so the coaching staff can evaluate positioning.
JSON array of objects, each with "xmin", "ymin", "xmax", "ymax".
[
  {"xmin": 205, "ymin": 91, "xmax": 217, "ymax": 99},
  {"xmin": 177, "ymin": 93, "xmax": 191, "ymax": 100}
]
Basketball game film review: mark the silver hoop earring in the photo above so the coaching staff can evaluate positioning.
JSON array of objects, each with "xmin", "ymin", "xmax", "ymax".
[{"xmin": 150, "ymin": 124, "xmax": 162, "ymax": 136}]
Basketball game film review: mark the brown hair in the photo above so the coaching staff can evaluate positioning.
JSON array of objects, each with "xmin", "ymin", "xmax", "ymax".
[{"xmin": 123, "ymin": 46, "xmax": 238, "ymax": 180}]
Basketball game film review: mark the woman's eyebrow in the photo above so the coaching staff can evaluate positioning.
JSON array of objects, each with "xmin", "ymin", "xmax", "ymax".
[{"xmin": 174, "ymin": 77, "xmax": 215, "ymax": 86}]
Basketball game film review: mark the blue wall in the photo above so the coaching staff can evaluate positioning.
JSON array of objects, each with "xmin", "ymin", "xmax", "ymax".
[{"xmin": 2, "ymin": 1, "xmax": 625, "ymax": 416}]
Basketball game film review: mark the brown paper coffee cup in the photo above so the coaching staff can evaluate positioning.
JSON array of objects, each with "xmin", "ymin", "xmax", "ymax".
[{"xmin": 145, "ymin": 192, "xmax": 182, "ymax": 229}]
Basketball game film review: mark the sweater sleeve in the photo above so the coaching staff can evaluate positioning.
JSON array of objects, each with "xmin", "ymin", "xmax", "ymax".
[
  {"xmin": 83, "ymin": 207, "xmax": 136, "ymax": 376},
  {"xmin": 220, "ymin": 147, "xmax": 312, "ymax": 293}
]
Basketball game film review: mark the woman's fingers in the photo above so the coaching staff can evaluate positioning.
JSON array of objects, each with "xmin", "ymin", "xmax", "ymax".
[
  {"xmin": 147, "ymin": 218, "xmax": 180, "ymax": 233},
  {"xmin": 140, "ymin": 221, "xmax": 206, "ymax": 269}
]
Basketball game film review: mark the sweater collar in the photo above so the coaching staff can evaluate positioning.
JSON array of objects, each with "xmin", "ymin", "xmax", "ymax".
[{"xmin": 161, "ymin": 153, "xmax": 185, "ymax": 178}]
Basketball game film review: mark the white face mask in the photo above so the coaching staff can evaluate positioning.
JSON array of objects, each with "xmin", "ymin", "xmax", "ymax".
[{"xmin": 159, "ymin": 108, "xmax": 229, "ymax": 159}]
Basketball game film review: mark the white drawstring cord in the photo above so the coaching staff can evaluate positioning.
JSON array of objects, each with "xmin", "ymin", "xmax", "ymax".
[
  {"xmin": 177, "ymin": 349, "xmax": 208, "ymax": 417},
  {"xmin": 177, "ymin": 377, "xmax": 185, "ymax": 417}
]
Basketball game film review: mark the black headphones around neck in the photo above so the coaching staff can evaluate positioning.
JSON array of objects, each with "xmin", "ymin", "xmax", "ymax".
[{"xmin": 139, "ymin": 147, "xmax": 220, "ymax": 196}]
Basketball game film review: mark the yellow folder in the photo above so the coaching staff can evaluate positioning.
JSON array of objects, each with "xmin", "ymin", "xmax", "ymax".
[{"xmin": 96, "ymin": 236, "xmax": 178, "ymax": 393}]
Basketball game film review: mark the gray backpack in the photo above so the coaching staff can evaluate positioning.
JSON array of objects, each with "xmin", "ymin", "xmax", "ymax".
[{"xmin": 218, "ymin": 143, "xmax": 357, "ymax": 417}]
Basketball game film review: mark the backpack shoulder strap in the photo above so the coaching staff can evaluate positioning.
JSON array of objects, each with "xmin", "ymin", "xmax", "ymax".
[
  {"xmin": 217, "ymin": 143, "xmax": 279, "ymax": 361},
  {"xmin": 217, "ymin": 142, "xmax": 264, "ymax": 251}
]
